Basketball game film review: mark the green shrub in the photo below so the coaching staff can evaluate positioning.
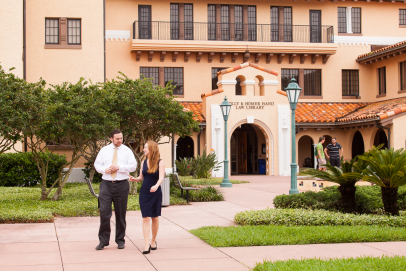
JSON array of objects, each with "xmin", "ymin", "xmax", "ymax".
[
  {"xmin": 273, "ymin": 185, "xmax": 406, "ymax": 214},
  {"xmin": 171, "ymin": 185, "xmax": 224, "ymax": 202},
  {"xmin": 192, "ymin": 148, "xmax": 221, "ymax": 178},
  {"xmin": 234, "ymin": 208, "xmax": 406, "ymax": 227},
  {"xmin": 0, "ymin": 152, "xmax": 66, "ymax": 187},
  {"xmin": 82, "ymin": 162, "xmax": 103, "ymax": 183},
  {"xmin": 175, "ymin": 157, "xmax": 193, "ymax": 176}
]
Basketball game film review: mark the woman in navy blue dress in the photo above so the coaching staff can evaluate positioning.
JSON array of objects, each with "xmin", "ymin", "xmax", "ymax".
[{"xmin": 129, "ymin": 141, "xmax": 165, "ymax": 254}]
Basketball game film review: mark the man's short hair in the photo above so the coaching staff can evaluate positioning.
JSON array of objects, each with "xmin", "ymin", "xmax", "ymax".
[
  {"xmin": 332, "ymin": 137, "xmax": 337, "ymax": 140},
  {"xmin": 318, "ymin": 136, "xmax": 325, "ymax": 143},
  {"xmin": 110, "ymin": 129, "xmax": 122, "ymax": 138}
]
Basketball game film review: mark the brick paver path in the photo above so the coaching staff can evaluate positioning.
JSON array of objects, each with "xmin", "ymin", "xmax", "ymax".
[{"xmin": 1, "ymin": 175, "xmax": 406, "ymax": 270}]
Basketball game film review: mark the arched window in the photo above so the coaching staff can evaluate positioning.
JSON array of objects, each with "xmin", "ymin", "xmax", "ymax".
[
  {"xmin": 351, "ymin": 131, "xmax": 365, "ymax": 159},
  {"xmin": 374, "ymin": 128, "xmax": 388, "ymax": 149},
  {"xmin": 236, "ymin": 77, "xmax": 242, "ymax": 95}
]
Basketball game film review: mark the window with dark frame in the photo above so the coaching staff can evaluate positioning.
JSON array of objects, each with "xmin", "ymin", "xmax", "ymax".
[
  {"xmin": 248, "ymin": 6, "xmax": 257, "ymax": 41},
  {"xmin": 342, "ymin": 70, "xmax": 359, "ymax": 96},
  {"xmin": 337, "ymin": 7, "xmax": 347, "ymax": 33},
  {"xmin": 184, "ymin": 4, "xmax": 193, "ymax": 40},
  {"xmin": 208, "ymin": 5, "xmax": 216, "ymax": 40},
  {"xmin": 235, "ymin": 5, "xmax": 243, "ymax": 41},
  {"xmin": 270, "ymin": 6, "xmax": 279, "ymax": 42},
  {"xmin": 400, "ymin": 61, "xmax": 406, "ymax": 91},
  {"xmin": 304, "ymin": 69, "xmax": 322, "ymax": 96},
  {"xmin": 170, "ymin": 4, "xmax": 180, "ymax": 40},
  {"xmin": 165, "ymin": 67, "xmax": 184, "ymax": 95},
  {"xmin": 45, "ymin": 18, "xmax": 59, "ymax": 44},
  {"xmin": 351, "ymin": 8, "xmax": 361, "ymax": 34},
  {"xmin": 212, "ymin": 68, "xmax": 226, "ymax": 90},
  {"xmin": 140, "ymin": 67, "xmax": 159, "ymax": 86},
  {"xmin": 236, "ymin": 77, "xmax": 242, "ymax": 95},
  {"xmin": 67, "ymin": 19, "xmax": 81, "ymax": 45},
  {"xmin": 378, "ymin": 67, "xmax": 386, "ymax": 95},
  {"xmin": 400, "ymin": 9, "xmax": 406, "ymax": 25},
  {"xmin": 221, "ymin": 5, "xmax": 230, "ymax": 40},
  {"xmin": 283, "ymin": 7, "xmax": 292, "ymax": 42},
  {"xmin": 281, "ymin": 69, "xmax": 299, "ymax": 91}
]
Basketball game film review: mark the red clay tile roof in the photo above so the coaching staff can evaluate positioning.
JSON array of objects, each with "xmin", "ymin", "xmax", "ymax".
[
  {"xmin": 217, "ymin": 62, "xmax": 278, "ymax": 76},
  {"xmin": 180, "ymin": 102, "xmax": 205, "ymax": 122},
  {"xmin": 201, "ymin": 88, "xmax": 224, "ymax": 98},
  {"xmin": 338, "ymin": 96, "xmax": 406, "ymax": 122},
  {"xmin": 180, "ymin": 97, "xmax": 406, "ymax": 124},
  {"xmin": 357, "ymin": 40, "xmax": 406, "ymax": 61},
  {"xmin": 296, "ymin": 102, "xmax": 367, "ymax": 123}
]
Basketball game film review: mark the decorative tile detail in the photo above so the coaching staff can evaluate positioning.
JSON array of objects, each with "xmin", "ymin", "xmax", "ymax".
[{"xmin": 105, "ymin": 30, "xmax": 131, "ymax": 41}]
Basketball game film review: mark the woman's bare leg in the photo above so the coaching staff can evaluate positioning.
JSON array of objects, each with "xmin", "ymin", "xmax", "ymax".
[
  {"xmin": 142, "ymin": 217, "xmax": 150, "ymax": 251},
  {"xmin": 151, "ymin": 217, "xmax": 159, "ymax": 248}
]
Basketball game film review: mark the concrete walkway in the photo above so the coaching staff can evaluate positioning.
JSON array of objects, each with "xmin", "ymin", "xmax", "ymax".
[{"xmin": 1, "ymin": 175, "xmax": 406, "ymax": 271}]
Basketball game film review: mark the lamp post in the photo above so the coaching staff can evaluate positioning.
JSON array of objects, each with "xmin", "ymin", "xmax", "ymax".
[
  {"xmin": 284, "ymin": 77, "xmax": 301, "ymax": 195},
  {"xmin": 219, "ymin": 96, "xmax": 232, "ymax": 188}
]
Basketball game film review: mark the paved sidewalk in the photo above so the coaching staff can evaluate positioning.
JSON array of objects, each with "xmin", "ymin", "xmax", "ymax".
[{"xmin": 1, "ymin": 175, "xmax": 406, "ymax": 271}]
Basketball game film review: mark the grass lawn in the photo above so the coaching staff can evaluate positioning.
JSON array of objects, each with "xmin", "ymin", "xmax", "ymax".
[
  {"xmin": 0, "ymin": 183, "xmax": 187, "ymax": 223},
  {"xmin": 254, "ymin": 256, "xmax": 406, "ymax": 271},
  {"xmin": 190, "ymin": 225, "xmax": 406, "ymax": 247},
  {"xmin": 179, "ymin": 176, "xmax": 249, "ymax": 185}
]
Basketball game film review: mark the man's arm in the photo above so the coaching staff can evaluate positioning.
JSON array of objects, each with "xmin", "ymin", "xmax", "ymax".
[
  {"xmin": 340, "ymin": 146, "xmax": 343, "ymax": 159},
  {"xmin": 116, "ymin": 148, "xmax": 137, "ymax": 173},
  {"xmin": 318, "ymin": 148, "xmax": 322, "ymax": 158},
  {"xmin": 324, "ymin": 147, "xmax": 329, "ymax": 159},
  {"xmin": 94, "ymin": 148, "xmax": 109, "ymax": 174}
]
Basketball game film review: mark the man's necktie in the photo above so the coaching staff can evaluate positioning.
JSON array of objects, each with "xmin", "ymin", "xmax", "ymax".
[{"xmin": 111, "ymin": 147, "xmax": 118, "ymax": 179}]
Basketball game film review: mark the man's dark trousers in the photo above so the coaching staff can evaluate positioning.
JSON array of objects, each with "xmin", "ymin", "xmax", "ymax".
[
  {"xmin": 98, "ymin": 180, "xmax": 129, "ymax": 246},
  {"xmin": 330, "ymin": 157, "xmax": 341, "ymax": 168}
]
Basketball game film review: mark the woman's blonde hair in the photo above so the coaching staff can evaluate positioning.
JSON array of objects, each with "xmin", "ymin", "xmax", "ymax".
[{"xmin": 146, "ymin": 141, "xmax": 160, "ymax": 174}]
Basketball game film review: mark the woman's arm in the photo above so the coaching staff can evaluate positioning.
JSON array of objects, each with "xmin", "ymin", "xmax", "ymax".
[
  {"xmin": 129, "ymin": 161, "xmax": 144, "ymax": 182},
  {"xmin": 150, "ymin": 160, "xmax": 165, "ymax": 192}
]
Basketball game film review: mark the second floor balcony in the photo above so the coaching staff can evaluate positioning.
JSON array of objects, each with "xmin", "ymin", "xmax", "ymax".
[{"xmin": 133, "ymin": 21, "xmax": 334, "ymax": 44}]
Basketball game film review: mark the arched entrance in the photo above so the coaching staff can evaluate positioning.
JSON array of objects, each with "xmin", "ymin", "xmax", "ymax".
[
  {"xmin": 323, "ymin": 135, "xmax": 332, "ymax": 149},
  {"xmin": 352, "ymin": 131, "xmax": 365, "ymax": 159},
  {"xmin": 298, "ymin": 135, "xmax": 314, "ymax": 169},
  {"xmin": 230, "ymin": 123, "xmax": 268, "ymax": 175},
  {"xmin": 374, "ymin": 128, "xmax": 388, "ymax": 149},
  {"xmin": 176, "ymin": 136, "xmax": 194, "ymax": 160}
]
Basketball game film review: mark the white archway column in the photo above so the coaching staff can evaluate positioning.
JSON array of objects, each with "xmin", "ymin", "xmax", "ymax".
[
  {"xmin": 278, "ymin": 105, "xmax": 291, "ymax": 176},
  {"xmin": 211, "ymin": 104, "xmax": 224, "ymax": 177}
]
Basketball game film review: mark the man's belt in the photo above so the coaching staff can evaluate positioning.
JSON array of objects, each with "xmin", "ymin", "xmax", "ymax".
[{"xmin": 103, "ymin": 179, "xmax": 128, "ymax": 183}]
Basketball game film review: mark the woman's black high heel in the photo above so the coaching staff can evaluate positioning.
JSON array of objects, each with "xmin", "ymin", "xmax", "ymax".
[
  {"xmin": 151, "ymin": 241, "xmax": 157, "ymax": 251},
  {"xmin": 143, "ymin": 245, "xmax": 151, "ymax": 254}
]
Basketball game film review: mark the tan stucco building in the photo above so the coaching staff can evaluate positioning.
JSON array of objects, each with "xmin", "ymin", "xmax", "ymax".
[{"xmin": 1, "ymin": 0, "xmax": 406, "ymax": 179}]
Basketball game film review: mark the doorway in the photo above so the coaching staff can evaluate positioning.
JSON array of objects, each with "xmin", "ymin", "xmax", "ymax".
[
  {"xmin": 352, "ymin": 131, "xmax": 365, "ymax": 159},
  {"xmin": 231, "ymin": 124, "xmax": 263, "ymax": 174},
  {"xmin": 176, "ymin": 136, "xmax": 194, "ymax": 160},
  {"xmin": 310, "ymin": 10, "xmax": 321, "ymax": 43}
]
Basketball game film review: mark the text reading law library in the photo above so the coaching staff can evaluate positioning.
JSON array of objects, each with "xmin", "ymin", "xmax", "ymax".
[{"xmin": 2, "ymin": 0, "xmax": 406, "ymax": 178}]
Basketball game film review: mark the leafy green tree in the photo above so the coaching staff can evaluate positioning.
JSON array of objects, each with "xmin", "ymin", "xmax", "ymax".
[
  {"xmin": 44, "ymin": 79, "xmax": 119, "ymax": 200},
  {"xmin": 300, "ymin": 158, "xmax": 367, "ymax": 213},
  {"xmin": 103, "ymin": 74, "xmax": 199, "ymax": 193},
  {"xmin": 0, "ymin": 66, "xmax": 43, "ymax": 154},
  {"xmin": 358, "ymin": 148, "xmax": 406, "ymax": 216}
]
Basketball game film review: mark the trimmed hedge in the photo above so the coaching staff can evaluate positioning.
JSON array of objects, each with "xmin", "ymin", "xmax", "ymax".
[
  {"xmin": 234, "ymin": 208, "xmax": 406, "ymax": 227},
  {"xmin": 0, "ymin": 152, "xmax": 67, "ymax": 187},
  {"xmin": 273, "ymin": 185, "xmax": 406, "ymax": 214}
]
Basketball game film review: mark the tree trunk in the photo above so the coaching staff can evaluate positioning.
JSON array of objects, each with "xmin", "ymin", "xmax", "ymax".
[
  {"xmin": 338, "ymin": 185, "xmax": 357, "ymax": 213},
  {"xmin": 89, "ymin": 166, "xmax": 96, "ymax": 182},
  {"xmin": 129, "ymin": 180, "xmax": 138, "ymax": 195},
  {"xmin": 381, "ymin": 186, "xmax": 399, "ymax": 216}
]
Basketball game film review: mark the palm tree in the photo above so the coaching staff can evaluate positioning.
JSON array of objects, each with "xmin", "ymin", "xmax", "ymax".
[
  {"xmin": 300, "ymin": 158, "xmax": 366, "ymax": 213},
  {"xmin": 358, "ymin": 148, "xmax": 406, "ymax": 216}
]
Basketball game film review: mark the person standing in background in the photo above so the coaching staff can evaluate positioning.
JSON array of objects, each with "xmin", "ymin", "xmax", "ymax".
[
  {"xmin": 324, "ymin": 137, "xmax": 343, "ymax": 168},
  {"xmin": 316, "ymin": 136, "xmax": 326, "ymax": 171}
]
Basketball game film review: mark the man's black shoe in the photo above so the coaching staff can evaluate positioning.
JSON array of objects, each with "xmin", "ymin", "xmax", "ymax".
[
  {"xmin": 95, "ymin": 244, "xmax": 108, "ymax": 250},
  {"xmin": 118, "ymin": 244, "xmax": 125, "ymax": 249}
]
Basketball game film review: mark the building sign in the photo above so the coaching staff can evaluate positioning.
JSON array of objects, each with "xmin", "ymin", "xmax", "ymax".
[{"xmin": 230, "ymin": 101, "xmax": 274, "ymax": 109}]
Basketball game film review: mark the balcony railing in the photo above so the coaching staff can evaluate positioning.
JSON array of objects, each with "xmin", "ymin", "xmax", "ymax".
[{"xmin": 133, "ymin": 21, "xmax": 334, "ymax": 43}]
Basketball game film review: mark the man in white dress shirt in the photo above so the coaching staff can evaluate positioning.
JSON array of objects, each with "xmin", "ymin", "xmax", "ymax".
[{"xmin": 94, "ymin": 129, "xmax": 137, "ymax": 250}]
